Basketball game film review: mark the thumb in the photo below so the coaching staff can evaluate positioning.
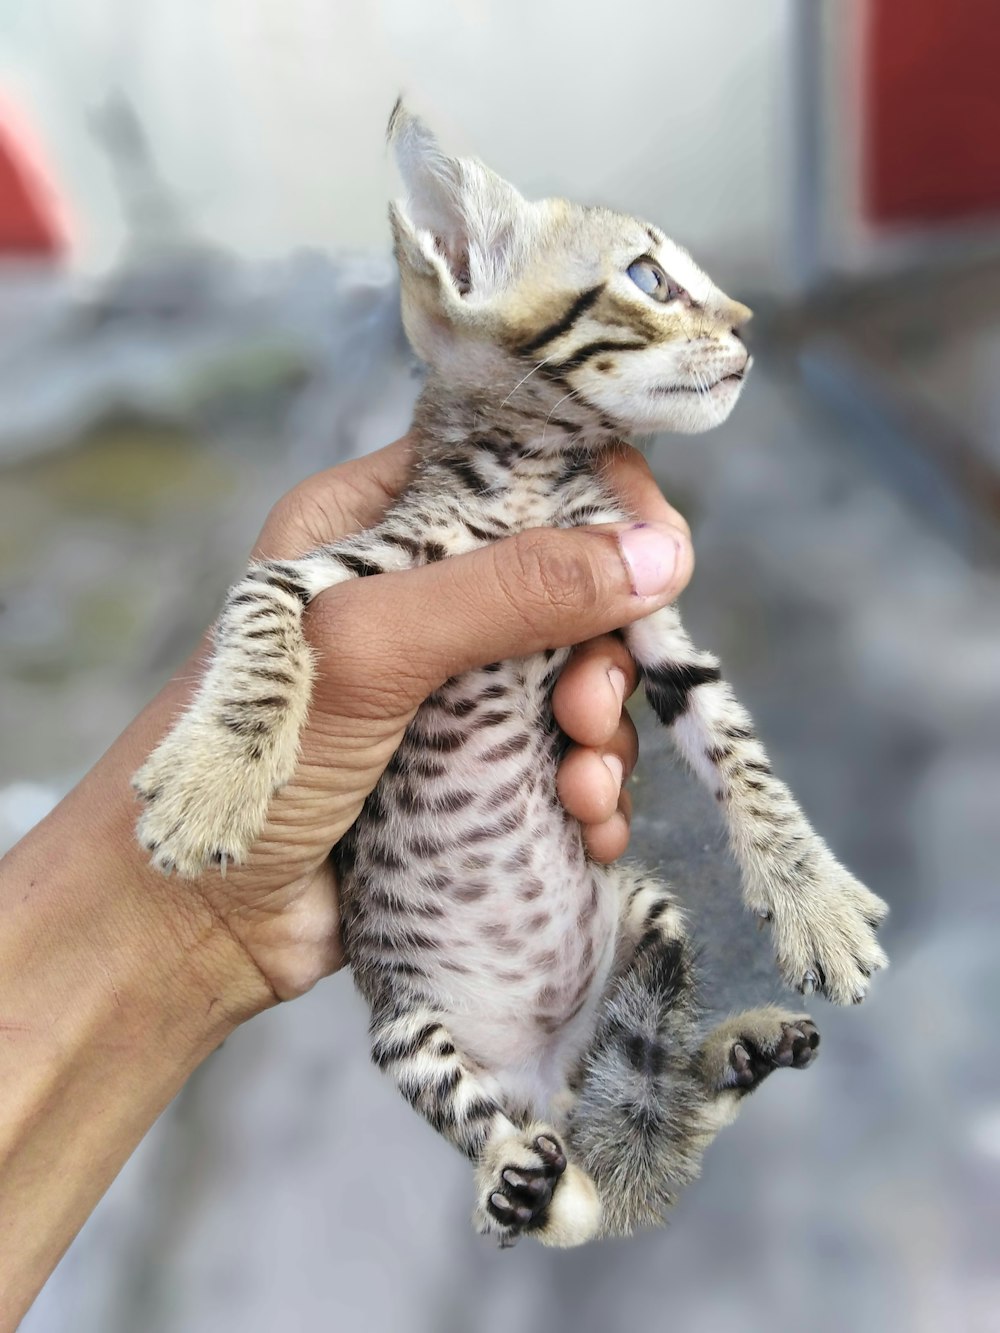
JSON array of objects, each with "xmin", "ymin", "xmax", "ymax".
[{"xmin": 307, "ymin": 520, "xmax": 692, "ymax": 717}]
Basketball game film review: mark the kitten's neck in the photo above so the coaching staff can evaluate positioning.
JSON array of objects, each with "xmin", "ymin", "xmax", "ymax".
[{"xmin": 412, "ymin": 372, "xmax": 620, "ymax": 464}]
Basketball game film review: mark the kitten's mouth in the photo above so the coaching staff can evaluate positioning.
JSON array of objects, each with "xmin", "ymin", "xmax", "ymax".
[{"xmin": 649, "ymin": 371, "xmax": 746, "ymax": 397}]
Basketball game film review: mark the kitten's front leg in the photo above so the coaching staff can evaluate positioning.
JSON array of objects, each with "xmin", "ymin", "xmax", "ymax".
[
  {"xmin": 133, "ymin": 537, "xmax": 407, "ymax": 878},
  {"xmin": 132, "ymin": 556, "xmax": 337, "ymax": 876},
  {"xmin": 625, "ymin": 606, "xmax": 889, "ymax": 1005}
]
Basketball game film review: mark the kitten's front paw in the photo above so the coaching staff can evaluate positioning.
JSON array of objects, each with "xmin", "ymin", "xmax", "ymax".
[
  {"xmin": 765, "ymin": 859, "xmax": 889, "ymax": 1006},
  {"xmin": 474, "ymin": 1128, "xmax": 601, "ymax": 1249},
  {"xmin": 133, "ymin": 725, "xmax": 270, "ymax": 878}
]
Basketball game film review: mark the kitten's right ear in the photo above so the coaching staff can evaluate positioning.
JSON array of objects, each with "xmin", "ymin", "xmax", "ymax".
[{"xmin": 387, "ymin": 100, "xmax": 530, "ymax": 304}]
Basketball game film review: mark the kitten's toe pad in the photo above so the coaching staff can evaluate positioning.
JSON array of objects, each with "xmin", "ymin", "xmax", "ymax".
[
  {"xmin": 730, "ymin": 1016, "xmax": 819, "ymax": 1090},
  {"xmin": 475, "ymin": 1128, "xmax": 600, "ymax": 1249},
  {"xmin": 483, "ymin": 1134, "xmax": 565, "ymax": 1242}
]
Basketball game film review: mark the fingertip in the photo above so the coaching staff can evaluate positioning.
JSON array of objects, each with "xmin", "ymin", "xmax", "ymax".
[
  {"xmin": 552, "ymin": 636, "xmax": 638, "ymax": 748},
  {"xmin": 556, "ymin": 748, "xmax": 620, "ymax": 825},
  {"xmin": 582, "ymin": 810, "xmax": 631, "ymax": 863},
  {"xmin": 614, "ymin": 521, "xmax": 695, "ymax": 604}
]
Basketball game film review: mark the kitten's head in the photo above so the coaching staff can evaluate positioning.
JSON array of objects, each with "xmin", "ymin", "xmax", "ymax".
[{"xmin": 388, "ymin": 102, "xmax": 751, "ymax": 438}]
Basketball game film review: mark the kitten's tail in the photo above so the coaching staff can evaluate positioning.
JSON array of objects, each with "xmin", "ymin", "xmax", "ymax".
[{"xmin": 565, "ymin": 936, "xmax": 709, "ymax": 1237}]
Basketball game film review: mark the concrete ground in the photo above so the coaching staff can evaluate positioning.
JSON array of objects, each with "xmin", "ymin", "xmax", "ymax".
[{"xmin": 8, "ymin": 345, "xmax": 1000, "ymax": 1333}]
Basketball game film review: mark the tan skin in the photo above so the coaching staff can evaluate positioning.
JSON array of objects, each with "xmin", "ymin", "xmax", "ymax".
[{"xmin": 0, "ymin": 438, "xmax": 691, "ymax": 1328}]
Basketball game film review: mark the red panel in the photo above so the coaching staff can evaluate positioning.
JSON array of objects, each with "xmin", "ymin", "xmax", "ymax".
[{"xmin": 863, "ymin": 0, "xmax": 1000, "ymax": 225}]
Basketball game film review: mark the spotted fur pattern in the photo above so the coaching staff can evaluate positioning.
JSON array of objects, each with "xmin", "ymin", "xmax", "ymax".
[{"xmin": 133, "ymin": 105, "xmax": 887, "ymax": 1246}]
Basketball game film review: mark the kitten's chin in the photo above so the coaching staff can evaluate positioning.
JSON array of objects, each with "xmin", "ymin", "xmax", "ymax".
[
  {"xmin": 663, "ymin": 377, "xmax": 745, "ymax": 434},
  {"xmin": 606, "ymin": 377, "xmax": 746, "ymax": 436}
]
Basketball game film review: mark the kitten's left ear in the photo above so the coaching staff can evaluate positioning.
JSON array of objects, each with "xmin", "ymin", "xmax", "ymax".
[{"xmin": 387, "ymin": 100, "xmax": 531, "ymax": 301}]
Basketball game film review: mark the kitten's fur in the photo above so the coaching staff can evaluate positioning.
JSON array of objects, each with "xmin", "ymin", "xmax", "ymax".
[{"xmin": 133, "ymin": 105, "xmax": 888, "ymax": 1246}]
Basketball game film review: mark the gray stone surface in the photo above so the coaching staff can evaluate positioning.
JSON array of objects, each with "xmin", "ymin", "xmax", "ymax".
[{"xmin": 8, "ymin": 348, "xmax": 1000, "ymax": 1333}]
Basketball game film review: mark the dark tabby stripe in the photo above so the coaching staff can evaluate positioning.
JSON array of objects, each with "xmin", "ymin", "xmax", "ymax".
[
  {"xmin": 227, "ymin": 590, "xmax": 277, "ymax": 608},
  {"xmin": 412, "ymin": 728, "xmax": 467, "ymax": 753},
  {"xmin": 518, "ymin": 284, "xmax": 604, "ymax": 355},
  {"xmin": 381, "ymin": 532, "xmax": 422, "ymax": 557},
  {"xmin": 336, "ymin": 551, "xmax": 384, "ymax": 578},
  {"xmin": 643, "ymin": 661, "xmax": 723, "ymax": 726},
  {"xmin": 443, "ymin": 455, "xmax": 492, "ymax": 493},
  {"xmin": 371, "ymin": 1023, "xmax": 440, "ymax": 1069},
  {"xmin": 463, "ymin": 520, "xmax": 503, "ymax": 543},
  {"xmin": 553, "ymin": 338, "xmax": 649, "ymax": 373},
  {"xmin": 480, "ymin": 732, "xmax": 531, "ymax": 763},
  {"xmin": 219, "ymin": 714, "xmax": 270, "ymax": 737},
  {"xmin": 258, "ymin": 572, "xmax": 309, "ymax": 604},
  {"xmin": 249, "ymin": 667, "xmax": 295, "ymax": 685}
]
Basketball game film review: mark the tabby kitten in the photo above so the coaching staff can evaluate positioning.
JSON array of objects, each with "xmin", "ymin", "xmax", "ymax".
[{"xmin": 133, "ymin": 105, "xmax": 888, "ymax": 1247}]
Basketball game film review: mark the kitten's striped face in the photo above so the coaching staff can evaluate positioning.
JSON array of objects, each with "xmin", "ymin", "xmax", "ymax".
[
  {"xmin": 500, "ymin": 207, "xmax": 751, "ymax": 434},
  {"xmin": 389, "ymin": 105, "xmax": 751, "ymax": 436}
]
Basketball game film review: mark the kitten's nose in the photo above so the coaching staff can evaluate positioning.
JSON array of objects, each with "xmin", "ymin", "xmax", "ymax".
[{"xmin": 724, "ymin": 298, "xmax": 753, "ymax": 333}]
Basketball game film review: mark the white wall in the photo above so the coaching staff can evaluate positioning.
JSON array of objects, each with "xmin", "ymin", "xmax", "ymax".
[{"xmin": 0, "ymin": 0, "xmax": 794, "ymax": 283}]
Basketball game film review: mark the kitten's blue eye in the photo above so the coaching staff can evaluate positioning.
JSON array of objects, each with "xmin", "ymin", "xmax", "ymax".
[{"xmin": 627, "ymin": 258, "xmax": 684, "ymax": 304}]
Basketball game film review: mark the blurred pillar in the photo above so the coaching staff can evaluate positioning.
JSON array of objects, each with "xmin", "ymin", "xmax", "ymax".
[{"xmin": 789, "ymin": 0, "xmax": 825, "ymax": 292}]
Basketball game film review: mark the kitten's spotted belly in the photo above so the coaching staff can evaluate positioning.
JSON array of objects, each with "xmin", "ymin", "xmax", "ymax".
[{"xmin": 349, "ymin": 659, "xmax": 619, "ymax": 1096}]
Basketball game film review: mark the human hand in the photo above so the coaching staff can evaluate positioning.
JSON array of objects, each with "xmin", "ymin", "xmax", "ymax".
[{"xmin": 79, "ymin": 437, "xmax": 693, "ymax": 1008}]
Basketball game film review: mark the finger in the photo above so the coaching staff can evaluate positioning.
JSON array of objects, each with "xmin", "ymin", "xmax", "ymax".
[
  {"xmin": 556, "ymin": 711, "xmax": 639, "ymax": 824},
  {"xmin": 597, "ymin": 442, "xmax": 691, "ymax": 539},
  {"xmin": 552, "ymin": 633, "xmax": 639, "ymax": 749},
  {"xmin": 255, "ymin": 436, "xmax": 417, "ymax": 558},
  {"xmin": 582, "ymin": 788, "xmax": 633, "ymax": 864},
  {"xmin": 308, "ymin": 519, "xmax": 693, "ymax": 717}
]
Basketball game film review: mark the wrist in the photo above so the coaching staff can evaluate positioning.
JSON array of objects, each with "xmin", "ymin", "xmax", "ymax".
[
  {"xmin": 0, "ymin": 829, "xmax": 264, "ymax": 1073},
  {"xmin": 0, "ymin": 688, "xmax": 278, "ymax": 1327},
  {"xmin": 2, "ymin": 748, "xmax": 276, "ymax": 1058}
]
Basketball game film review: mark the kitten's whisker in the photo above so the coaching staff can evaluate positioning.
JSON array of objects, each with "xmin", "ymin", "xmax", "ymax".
[
  {"xmin": 541, "ymin": 389, "xmax": 578, "ymax": 448},
  {"xmin": 500, "ymin": 355, "xmax": 555, "ymax": 408}
]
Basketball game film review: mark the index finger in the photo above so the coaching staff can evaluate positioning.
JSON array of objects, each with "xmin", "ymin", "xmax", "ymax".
[
  {"xmin": 596, "ymin": 442, "xmax": 691, "ymax": 539},
  {"xmin": 256, "ymin": 435, "xmax": 417, "ymax": 558}
]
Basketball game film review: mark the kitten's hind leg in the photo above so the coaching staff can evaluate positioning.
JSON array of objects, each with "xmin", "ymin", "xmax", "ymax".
[
  {"xmin": 565, "ymin": 868, "xmax": 822, "ymax": 1237},
  {"xmin": 366, "ymin": 994, "xmax": 600, "ymax": 1248}
]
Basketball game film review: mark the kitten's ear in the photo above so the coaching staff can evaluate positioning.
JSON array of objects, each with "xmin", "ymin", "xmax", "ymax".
[{"xmin": 387, "ymin": 100, "xmax": 530, "ymax": 301}]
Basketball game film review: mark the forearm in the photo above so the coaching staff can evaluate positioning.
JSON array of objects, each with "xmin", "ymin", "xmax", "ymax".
[{"xmin": 0, "ymin": 704, "xmax": 272, "ymax": 1331}]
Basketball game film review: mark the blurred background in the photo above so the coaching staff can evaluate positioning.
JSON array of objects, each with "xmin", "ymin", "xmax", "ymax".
[{"xmin": 2, "ymin": 1, "xmax": 999, "ymax": 1330}]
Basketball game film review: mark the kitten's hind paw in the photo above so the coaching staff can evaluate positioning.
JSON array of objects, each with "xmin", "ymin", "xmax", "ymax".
[
  {"xmin": 730, "ymin": 1016, "xmax": 819, "ymax": 1089},
  {"xmin": 474, "ymin": 1128, "xmax": 601, "ymax": 1249},
  {"xmin": 700, "ymin": 1006, "xmax": 820, "ymax": 1097}
]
